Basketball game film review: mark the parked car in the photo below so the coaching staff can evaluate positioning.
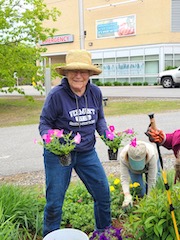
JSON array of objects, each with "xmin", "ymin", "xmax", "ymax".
[{"xmin": 157, "ymin": 66, "xmax": 180, "ymax": 88}]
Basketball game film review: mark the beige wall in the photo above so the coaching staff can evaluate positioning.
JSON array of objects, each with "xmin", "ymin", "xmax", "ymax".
[{"xmin": 42, "ymin": 0, "xmax": 179, "ymax": 54}]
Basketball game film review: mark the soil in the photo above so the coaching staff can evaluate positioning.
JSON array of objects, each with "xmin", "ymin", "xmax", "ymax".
[{"xmin": 0, "ymin": 154, "xmax": 175, "ymax": 186}]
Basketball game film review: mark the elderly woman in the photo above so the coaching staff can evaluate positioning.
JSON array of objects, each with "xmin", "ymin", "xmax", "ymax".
[{"xmin": 39, "ymin": 49, "xmax": 111, "ymax": 237}]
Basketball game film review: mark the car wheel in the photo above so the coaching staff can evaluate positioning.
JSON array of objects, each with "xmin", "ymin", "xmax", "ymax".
[{"xmin": 162, "ymin": 77, "xmax": 173, "ymax": 88}]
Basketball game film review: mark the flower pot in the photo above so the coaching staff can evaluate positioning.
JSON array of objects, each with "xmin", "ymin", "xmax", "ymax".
[
  {"xmin": 108, "ymin": 149, "xmax": 118, "ymax": 160},
  {"xmin": 59, "ymin": 153, "xmax": 72, "ymax": 166}
]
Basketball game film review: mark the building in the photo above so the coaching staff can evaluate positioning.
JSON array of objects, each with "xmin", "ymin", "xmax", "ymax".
[{"xmin": 41, "ymin": 0, "xmax": 180, "ymax": 85}]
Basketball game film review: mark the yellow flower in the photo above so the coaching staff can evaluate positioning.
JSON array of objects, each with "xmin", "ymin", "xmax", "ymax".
[
  {"xmin": 129, "ymin": 183, "xmax": 133, "ymax": 188},
  {"xmin": 133, "ymin": 182, "xmax": 140, "ymax": 188},
  {"xmin": 32, "ymin": 81, "xmax": 36, "ymax": 87},
  {"xmin": 110, "ymin": 186, "xmax": 115, "ymax": 192},
  {"xmin": 114, "ymin": 178, "xmax": 120, "ymax": 185}
]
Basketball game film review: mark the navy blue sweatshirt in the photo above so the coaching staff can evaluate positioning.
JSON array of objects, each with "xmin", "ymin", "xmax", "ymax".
[{"xmin": 39, "ymin": 78, "xmax": 108, "ymax": 152}]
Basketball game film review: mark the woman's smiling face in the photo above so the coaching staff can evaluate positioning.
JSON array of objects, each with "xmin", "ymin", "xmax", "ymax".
[{"xmin": 65, "ymin": 70, "xmax": 90, "ymax": 96}]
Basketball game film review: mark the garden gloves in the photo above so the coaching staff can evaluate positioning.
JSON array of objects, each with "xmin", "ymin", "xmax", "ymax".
[
  {"xmin": 147, "ymin": 127, "xmax": 165, "ymax": 144},
  {"xmin": 122, "ymin": 194, "xmax": 133, "ymax": 211}
]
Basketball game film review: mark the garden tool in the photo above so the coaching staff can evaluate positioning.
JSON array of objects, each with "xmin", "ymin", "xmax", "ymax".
[{"xmin": 145, "ymin": 113, "xmax": 180, "ymax": 240}]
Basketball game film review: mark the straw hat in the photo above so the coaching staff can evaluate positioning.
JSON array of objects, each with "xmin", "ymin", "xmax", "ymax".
[
  {"xmin": 56, "ymin": 49, "xmax": 102, "ymax": 76},
  {"xmin": 128, "ymin": 142, "xmax": 146, "ymax": 171}
]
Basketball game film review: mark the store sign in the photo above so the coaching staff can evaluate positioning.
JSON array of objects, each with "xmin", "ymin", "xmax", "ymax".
[
  {"xmin": 40, "ymin": 34, "xmax": 74, "ymax": 45},
  {"xmin": 96, "ymin": 15, "xmax": 136, "ymax": 39}
]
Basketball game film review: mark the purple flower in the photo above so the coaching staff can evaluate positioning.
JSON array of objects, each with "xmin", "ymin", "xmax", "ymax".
[{"xmin": 89, "ymin": 226, "xmax": 123, "ymax": 240}]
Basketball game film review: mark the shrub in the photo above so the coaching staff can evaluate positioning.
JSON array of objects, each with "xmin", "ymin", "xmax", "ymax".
[
  {"xmin": 104, "ymin": 81, "xmax": 113, "ymax": 86},
  {"xmin": 165, "ymin": 66, "xmax": 177, "ymax": 70},
  {"xmin": 123, "ymin": 82, "xmax": 131, "ymax": 86},
  {"xmin": 94, "ymin": 81, "xmax": 103, "ymax": 86},
  {"xmin": 114, "ymin": 81, "xmax": 123, "ymax": 86}
]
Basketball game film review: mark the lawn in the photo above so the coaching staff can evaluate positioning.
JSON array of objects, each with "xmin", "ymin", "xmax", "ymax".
[{"xmin": 0, "ymin": 96, "xmax": 180, "ymax": 127}]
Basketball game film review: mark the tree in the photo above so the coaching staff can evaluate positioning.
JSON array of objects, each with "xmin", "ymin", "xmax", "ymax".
[{"xmin": 0, "ymin": 0, "xmax": 61, "ymax": 95}]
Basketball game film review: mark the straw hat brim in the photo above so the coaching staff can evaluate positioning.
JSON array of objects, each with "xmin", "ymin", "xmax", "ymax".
[{"xmin": 56, "ymin": 63, "xmax": 102, "ymax": 76}]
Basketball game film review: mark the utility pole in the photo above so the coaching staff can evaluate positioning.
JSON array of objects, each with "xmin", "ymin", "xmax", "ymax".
[{"xmin": 78, "ymin": 0, "xmax": 85, "ymax": 49}]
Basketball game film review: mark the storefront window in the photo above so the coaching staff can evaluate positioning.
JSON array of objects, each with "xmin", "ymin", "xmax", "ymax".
[{"xmin": 145, "ymin": 61, "xmax": 159, "ymax": 74}]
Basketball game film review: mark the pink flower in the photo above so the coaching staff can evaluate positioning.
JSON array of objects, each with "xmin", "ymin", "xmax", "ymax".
[
  {"xmin": 106, "ymin": 130, "xmax": 115, "ymax": 140},
  {"xmin": 54, "ymin": 129, "xmax": 64, "ymax": 138},
  {"xmin": 36, "ymin": 129, "xmax": 82, "ymax": 156},
  {"xmin": 74, "ymin": 132, "xmax": 81, "ymax": 144},
  {"xmin": 47, "ymin": 129, "xmax": 54, "ymax": 136},
  {"xmin": 130, "ymin": 138, "xmax": 137, "ymax": 147},
  {"xmin": 109, "ymin": 125, "xmax": 115, "ymax": 132},
  {"xmin": 42, "ymin": 134, "xmax": 52, "ymax": 144},
  {"xmin": 124, "ymin": 128, "xmax": 134, "ymax": 134}
]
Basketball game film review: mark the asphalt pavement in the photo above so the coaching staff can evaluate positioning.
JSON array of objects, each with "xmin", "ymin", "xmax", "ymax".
[
  {"xmin": 1, "ymin": 111, "xmax": 179, "ymax": 177},
  {"xmin": 0, "ymin": 85, "xmax": 180, "ymax": 98}
]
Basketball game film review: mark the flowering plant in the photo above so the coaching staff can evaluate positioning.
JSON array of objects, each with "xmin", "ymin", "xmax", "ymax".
[
  {"xmin": 36, "ymin": 129, "xmax": 81, "ymax": 156},
  {"xmin": 89, "ymin": 226, "xmax": 123, "ymax": 240},
  {"xmin": 130, "ymin": 182, "xmax": 142, "ymax": 199},
  {"xmin": 101, "ymin": 125, "xmax": 136, "ymax": 153}
]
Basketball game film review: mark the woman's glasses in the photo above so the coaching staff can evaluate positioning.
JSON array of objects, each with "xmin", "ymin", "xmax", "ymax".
[{"xmin": 67, "ymin": 70, "xmax": 90, "ymax": 76}]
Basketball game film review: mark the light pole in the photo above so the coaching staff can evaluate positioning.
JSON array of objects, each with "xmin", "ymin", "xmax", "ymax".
[{"xmin": 78, "ymin": 0, "xmax": 85, "ymax": 49}]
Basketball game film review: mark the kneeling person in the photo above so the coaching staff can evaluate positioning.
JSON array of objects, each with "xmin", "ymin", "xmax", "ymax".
[{"xmin": 119, "ymin": 140, "xmax": 159, "ymax": 210}]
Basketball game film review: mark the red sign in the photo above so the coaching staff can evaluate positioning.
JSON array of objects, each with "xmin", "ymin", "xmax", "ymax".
[{"xmin": 40, "ymin": 34, "xmax": 74, "ymax": 45}]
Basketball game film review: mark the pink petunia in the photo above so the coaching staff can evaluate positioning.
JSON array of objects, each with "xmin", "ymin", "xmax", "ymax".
[
  {"xmin": 124, "ymin": 128, "xmax": 134, "ymax": 134},
  {"xmin": 43, "ymin": 134, "xmax": 52, "ymax": 144},
  {"xmin": 106, "ymin": 130, "xmax": 115, "ymax": 140},
  {"xmin": 130, "ymin": 138, "xmax": 137, "ymax": 147},
  {"xmin": 54, "ymin": 129, "xmax": 64, "ymax": 138},
  {"xmin": 109, "ymin": 125, "xmax": 115, "ymax": 132},
  {"xmin": 47, "ymin": 129, "xmax": 54, "ymax": 136},
  {"xmin": 74, "ymin": 132, "xmax": 81, "ymax": 144}
]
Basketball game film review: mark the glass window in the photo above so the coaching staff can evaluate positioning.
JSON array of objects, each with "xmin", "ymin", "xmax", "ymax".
[
  {"xmin": 103, "ymin": 58, "xmax": 115, "ymax": 63},
  {"xmin": 174, "ymin": 54, "xmax": 180, "ymax": 60},
  {"xmin": 130, "ymin": 56, "xmax": 143, "ymax": 61},
  {"xmin": 174, "ymin": 60, "xmax": 180, "ymax": 67},
  {"xmin": 165, "ymin": 60, "xmax": 173, "ymax": 68},
  {"xmin": 92, "ymin": 59, "xmax": 102, "ymax": 64},
  {"xmin": 145, "ymin": 55, "xmax": 158, "ymax": 60},
  {"xmin": 145, "ymin": 61, "xmax": 159, "ymax": 74},
  {"xmin": 165, "ymin": 54, "xmax": 173, "ymax": 60},
  {"xmin": 116, "ymin": 57, "xmax": 129, "ymax": 62}
]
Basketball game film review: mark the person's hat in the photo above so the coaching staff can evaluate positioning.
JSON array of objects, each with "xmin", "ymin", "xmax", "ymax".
[
  {"xmin": 128, "ymin": 142, "xmax": 146, "ymax": 171},
  {"xmin": 55, "ymin": 49, "xmax": 102, "ymax": 76}
]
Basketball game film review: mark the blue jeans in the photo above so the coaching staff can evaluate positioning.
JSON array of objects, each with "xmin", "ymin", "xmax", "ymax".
[
  {"xmin": 129, "ymin": 158, "xmax": 161, "ymax": 197},
  {"xmin": 43, "ymin": 148, "xmax": 111, "ymax": 237}
]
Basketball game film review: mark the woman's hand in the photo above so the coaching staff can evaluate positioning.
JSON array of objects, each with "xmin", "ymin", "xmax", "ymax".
[{"xmin": 147, "ymin": 127, "xmax": 165, "ymax": 144}]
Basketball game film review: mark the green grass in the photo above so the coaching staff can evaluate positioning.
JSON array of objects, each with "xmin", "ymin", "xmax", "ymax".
[
  {"xmin": 104, "ymin": 99, "xmax": 180, "ymax": 116},
  {"xmin": 0, "ymin": 97, "xmax": 179, "ymax": 127}
]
